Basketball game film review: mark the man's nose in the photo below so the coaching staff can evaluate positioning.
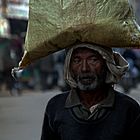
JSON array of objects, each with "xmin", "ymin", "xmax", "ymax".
[{"xmin": 81, "ymin": 60, "xmax": 90, "ymax": 72}]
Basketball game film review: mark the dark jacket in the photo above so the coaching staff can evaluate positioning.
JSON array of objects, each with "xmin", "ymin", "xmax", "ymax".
[{"xmin": 41, "ymin": 90, "xmax": 140, "ymax": 140}]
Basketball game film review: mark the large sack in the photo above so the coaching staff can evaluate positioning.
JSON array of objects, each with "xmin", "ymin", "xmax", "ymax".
[{"xmin": 19, "ymin": 0, "xmax": 140, "ymax": 69}]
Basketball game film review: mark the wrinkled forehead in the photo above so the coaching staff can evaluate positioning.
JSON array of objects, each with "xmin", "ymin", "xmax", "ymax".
[
  {"xmin": 65, "ymin": 43, "xmax": 114, "ymax": 68},
  {"xmin": 69, "ymin": 43, "xmax": 113, "ymax": 58},
  {"xmin": 71, "ymin": 47, "xmax": 103, "ymax": 58}
]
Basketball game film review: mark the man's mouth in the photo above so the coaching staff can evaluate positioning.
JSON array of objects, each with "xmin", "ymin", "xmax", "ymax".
[{"xmin": 79, "ymin": 76, "xmax": 95, "ymax": 84}]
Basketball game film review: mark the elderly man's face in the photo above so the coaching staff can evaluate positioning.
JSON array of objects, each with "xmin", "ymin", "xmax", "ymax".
[{"xmin": 70, "ymin": 47, "xmax": 107, "ymax": 91}]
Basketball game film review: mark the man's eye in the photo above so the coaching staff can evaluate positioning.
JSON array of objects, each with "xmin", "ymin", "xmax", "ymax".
[
  {"xmin": 88, "ymin": 57, "xmax": 99, "ymax": 64},
  {"xmin": 90, "ymin": 58, "xmax": 98, "ymax": 62},
  {"xmin": 73, "ymin": 58, "xmax": 81, "ymax": 64}
]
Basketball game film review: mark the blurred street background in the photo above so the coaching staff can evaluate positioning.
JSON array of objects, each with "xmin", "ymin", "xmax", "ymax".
[{"xmin": 0, "ymin": 0, "xmax": 140, "ymax": 140}]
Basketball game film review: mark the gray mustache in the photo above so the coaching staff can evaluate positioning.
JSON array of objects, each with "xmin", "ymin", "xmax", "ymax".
[{"xmin": 78, "ymin": 73, "xmax": 96, "ymax": 80}]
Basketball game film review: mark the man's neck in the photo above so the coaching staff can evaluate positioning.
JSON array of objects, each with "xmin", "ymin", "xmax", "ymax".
[{"xmin": 77, "ymin": 86, "xmax": 110, "ymax": 109}]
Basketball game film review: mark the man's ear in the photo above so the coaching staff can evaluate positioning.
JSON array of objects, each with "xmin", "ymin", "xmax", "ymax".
[{"xmin": 129, "ymin": 0, "xmax": 140, "ymax": 26}]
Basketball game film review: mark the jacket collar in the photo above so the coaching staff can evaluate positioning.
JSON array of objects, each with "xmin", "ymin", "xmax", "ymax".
[{"xmin": 65, "ymin": 87, "xmax": 115, "ymax": 108}]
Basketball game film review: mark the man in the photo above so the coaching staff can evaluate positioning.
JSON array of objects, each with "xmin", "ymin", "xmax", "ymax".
[{"xmin": 41, "ymin": 43, "xmax": 140, "ymax": 140}]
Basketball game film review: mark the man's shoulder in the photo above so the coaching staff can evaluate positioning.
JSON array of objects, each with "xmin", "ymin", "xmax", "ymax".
[
  {"xmin": 47, "ymin": 91, "xmax": 70, "ymax": 109},
  {"xmin": 114, "ymin": 90, "xmax": 140, "ymax": 108}
]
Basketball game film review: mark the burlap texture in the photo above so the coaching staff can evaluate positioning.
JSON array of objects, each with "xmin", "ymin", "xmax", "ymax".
[{"xmin": 19, "ymin": 0, "xmax": 140, "ymax": 68}]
